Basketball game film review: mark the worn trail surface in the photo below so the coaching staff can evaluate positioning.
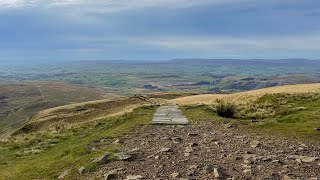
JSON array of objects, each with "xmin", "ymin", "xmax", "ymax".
[{"xmin": 87, "ymin": 121, "xmax": 320, "ymax": 179}]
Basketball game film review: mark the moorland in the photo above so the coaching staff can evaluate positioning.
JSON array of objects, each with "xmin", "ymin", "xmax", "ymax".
[{"xmin": 0, "ymin": 59, "xmax": 319, "ymax": 179}]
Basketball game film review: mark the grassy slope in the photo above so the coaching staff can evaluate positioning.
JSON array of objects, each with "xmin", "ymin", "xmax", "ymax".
[
  {"xmin": 0, "ymin": 81, "xmax": 106, "ymax": 136},
  {"xmin": 181, "ymin": 93, "xmax": 320, "ymax": 142},
  {"xmin": 237, "ymin": 93, "xmax": 320, "ymax": 141},
  {"xmin": 170, "ymin": 83, "xmax": 320, "ymax": 105},
  {"xmin": 0, "ymin": 106, "xmax": 156, "ymax": 180}
]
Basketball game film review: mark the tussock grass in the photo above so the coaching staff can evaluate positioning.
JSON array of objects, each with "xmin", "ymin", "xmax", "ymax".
[{"xmin": 215, "ymin": 99, "xmax": 237, "ymax": 118}]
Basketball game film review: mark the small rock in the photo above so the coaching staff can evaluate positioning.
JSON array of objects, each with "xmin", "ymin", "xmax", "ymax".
[
  {"xmin": 296, "ymin": 158, "xmax": 302, "ymax": 164},
  {"xmin": 105, "ymin": 172, "xmax": 117, "ymax": 180},
  {"xmin": 172, "ymin": 137, "xmax": 183, "ymax": 143},
  {"xmin": 115, "ymin": 152, "xmax": 132, "ymax": 161},
  {"xmin": 299, "ymin": 143, "xmax": 308, "ymax": 148},
  {"xmin": 250, "ymin": 140, "xmax": 261, "ymax": 148},
  {"xmin": 160, "ymin": 147, "xmax": 171, "ymax": 152},
  {"xmin": 224, "ymin": 123, "xmax": 233, "ymax": 129},
  {"xmin": 129, "ymin": 148, "xmax": 140, "ymax": 152},
  {"xmin": 315, "ymin": 128, "xmax": 320, "ymax": 131},
  {"xmin": 155, "ymin": 155, "xmax": 160, "ymax": 160},
  {"xmin": 171, "ymin": 172, "xmax": 179, "ymax": 178},
  {"xmin": 262, "ymin": 157, "xmax": 271, "ymax": 161},
  {"xmin": 283, "ymin": 175, "xmax": 292, "ymax": 180},
  {"xmin": 205, "ymin": 164, "xmax": 215, "ymax": 173},
  {"xmin": 125, "ymin": 175, "xmax": 144, "ymax": 180},
  {"xmin": 243, "ymin": 168, "xmax": 252, "ymax": 175},
  {"xmin": 213, "ymin": 166, "xmax": 223, "ymax": 178},
  {"xmin": 92, "ymin": 153, "xmax": 110, "ymax": 164},
  {"xmin": 184, "ymin": 153, "xmax": 191, "ymax": 157},
  {"xmin": 189, "ymin": 142, "xmax": 198, "ymax": 147},
  {"xmin": 161, "ymin": 136, "xmax": 170, "ymax": 140},
  {"xmin": 185, "ymin": 146, "xmax": 193, "ymax": 153},
  {"xmin": 57, "ymin": 169, "xmax": 70, "ymax": 179},
  {"xmin": 301, "ymin": 156, "xmax": 318, "ymax": 163},
  {"xmin": 105, "ymin": 168, "xmax": 124, "ymax": 180},
  {"xmin": 289, "ymin": 155, "xmax": 318, "ymax": 163},
  {"xmin": 189, "ymin": 165, "xmax": 198, "ymax": 169},
  {"xmin": 112, "ymin": 139, "xmax": 120, "ymax": 144},
  {"xmin": 78, "ymin": 167, "xmax": 86, "ymax": 175}
]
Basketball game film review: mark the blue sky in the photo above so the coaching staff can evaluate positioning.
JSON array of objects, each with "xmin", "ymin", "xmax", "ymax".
[{"xmin": 0, "ymin": 0, "xmax": 320, "ymax": 62}]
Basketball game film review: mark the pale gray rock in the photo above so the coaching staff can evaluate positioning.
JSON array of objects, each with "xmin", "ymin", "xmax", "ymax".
[
  {"xmin": 115, "ymin": 152, "xmax": 132, "ymax": 160},
  {"xmin": 250, "ymin": 140, "xmax": 261, "ymax": 148},
  {"xmin": 160, "ymin": 147, "xmax": 171, "ymax": 152},
  {"xmin": 78, "ymin": 167, "xmax": 86, "ymax": 175},
  {"xmin": 92, "ymin": 153, "xmax": 110, "ymax": 164},
  {"xmin": 125, "ymin": 175, "xmax": 144, "ymax": 180},
  {"xmin": 57, "ymin": 169, "xmax": 70, "ymax": 179}
]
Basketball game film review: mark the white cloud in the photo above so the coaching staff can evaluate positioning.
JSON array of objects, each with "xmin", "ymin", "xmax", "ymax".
[
  {"xmin": 0, "ymin": 0, "xmax": 251, "ymax": 12},
  {"xmin": 130, "ymin": 34, "xmax": 320, "ymax": 52}
]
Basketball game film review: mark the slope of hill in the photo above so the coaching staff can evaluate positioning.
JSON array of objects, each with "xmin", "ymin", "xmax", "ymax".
[
  {"xmin": 0, "ymin": 84, "xmax": 319, "ymax": 179},
  {"xmin": 169, "ymin": 83, "xmax": 320, "ymax": 105},
  {"xmin": 0, "ymin": 81, "xmax": 112, "ymax": 137}
]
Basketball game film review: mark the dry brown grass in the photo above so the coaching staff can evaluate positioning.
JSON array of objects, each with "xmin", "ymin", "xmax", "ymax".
[
  {"xmin": 13, "ymin": 97, "xmax": 148, "ymax": 135},
  {"xmin": 169, "ymin": 83, "xmax": 320, "ymax": 105}
]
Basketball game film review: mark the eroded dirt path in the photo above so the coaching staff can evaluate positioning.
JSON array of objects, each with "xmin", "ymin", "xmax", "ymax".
[{"xmin": 87, "ymin": 121, "xmax": 320, "ymax": 179}]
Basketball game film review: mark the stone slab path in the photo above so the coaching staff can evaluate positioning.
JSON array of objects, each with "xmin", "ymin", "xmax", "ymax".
[{"xmin": 152, "ymin": 105, "xmax": 189, "ymax": 125}]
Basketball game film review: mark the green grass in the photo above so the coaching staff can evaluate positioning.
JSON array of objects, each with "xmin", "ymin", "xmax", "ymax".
[
  {"xmin": 181, "ymin": 105, "xmax": 224, "ymax": 123},
  {"xmin": 0, "ymin": 106, "xmax": 156, "ymax": 180},
  {"xmin": 181, "ymin": 93, "xmax": 320, "ymax": 142},
  {"xmin": 235, "ymin": 93, "xmax": 320, "ymax": 141}
]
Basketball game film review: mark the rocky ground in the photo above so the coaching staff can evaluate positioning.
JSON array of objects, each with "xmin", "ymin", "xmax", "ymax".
[{"xmin": 84, "ymin": 121, "xmax": 320, "ymax": 180}]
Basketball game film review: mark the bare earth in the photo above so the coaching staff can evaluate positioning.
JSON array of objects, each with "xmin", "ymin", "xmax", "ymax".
[{"xmin": 86, "ymin": 121, "xmax": 320, "ymax": 179}]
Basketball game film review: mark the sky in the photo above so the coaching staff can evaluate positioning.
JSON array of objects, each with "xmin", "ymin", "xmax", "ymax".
[{"xmin": 0, "ymin": 0, "xmax": 320, "ymax": 62}]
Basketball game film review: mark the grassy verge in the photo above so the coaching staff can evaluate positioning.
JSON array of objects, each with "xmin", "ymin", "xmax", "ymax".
[
  {"xmin": 181, "ymin": 105, "xmax": 224, "ymax": 123},
  {"xmin": 237, "ymin": 93, "xmax": 320, "ymax": 142},
  {"xmin": 181, "ymin": 93, "xmax": 320, "ymax": 142},
  {"xmin": 0, "ymin": 106, "xmax": 156, "ymax": 180}
]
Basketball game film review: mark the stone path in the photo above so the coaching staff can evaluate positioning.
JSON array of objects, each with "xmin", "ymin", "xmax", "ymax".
[
  {"xmin": 151, "ymin": 105, "xmax": 189, "ymax": 125},
  {"xmin": 87, "ymin": 122, "xmax": 320, "ymax": 179}
]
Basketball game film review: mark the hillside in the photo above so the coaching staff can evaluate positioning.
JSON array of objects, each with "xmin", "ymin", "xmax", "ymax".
[
  {"xmin": 169, "ymin": 83, "xmax": 320, "ymax": 105},
  {"xmin": 0, "ymin": 81, "xmax": 113, "ymax": 137},
  {"xmin": 0, "ymin": 84, "xmax": 319, "ymax": 179}
]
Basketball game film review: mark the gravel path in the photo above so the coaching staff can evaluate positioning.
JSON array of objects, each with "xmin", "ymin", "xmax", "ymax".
[{"xmin": 86, "ymin": 121, "xmax": 320, "ymax": 179}]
